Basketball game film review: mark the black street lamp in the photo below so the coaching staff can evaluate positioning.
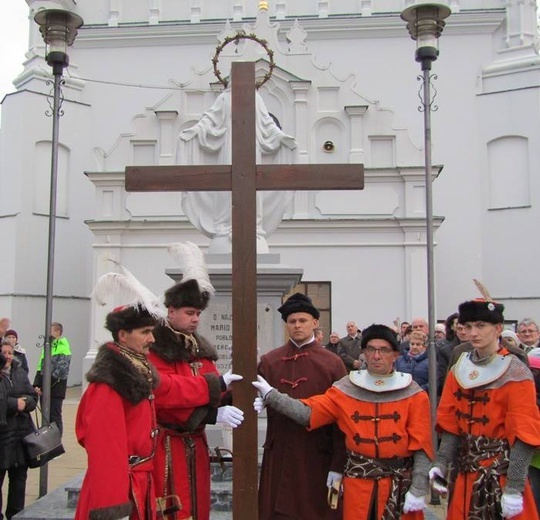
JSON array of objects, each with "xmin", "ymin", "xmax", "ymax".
[
  {"xmin": 33, "ymin": 7, "xmax": 83, "ymax": 497},
  {"xmin": 401, "ymin": 1, "xmax": 450, "ymax": 504}
]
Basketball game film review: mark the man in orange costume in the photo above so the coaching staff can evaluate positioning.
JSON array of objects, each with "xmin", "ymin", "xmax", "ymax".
[
  {"xmin": 149, "ymin": 277, "xmax": 243, "ymax": 520},
  {"xmin": 431, "ymin": 296, "xmax": 540, "ymax": 519},
  {"xmin": 253, "ymin": 323, "xmax": 433, "ymax": 520}
]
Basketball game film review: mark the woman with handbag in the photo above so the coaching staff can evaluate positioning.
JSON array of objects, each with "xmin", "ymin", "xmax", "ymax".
[{"xmin": 0, "ymin": 340, "xmax": 38, "ymax": 519}]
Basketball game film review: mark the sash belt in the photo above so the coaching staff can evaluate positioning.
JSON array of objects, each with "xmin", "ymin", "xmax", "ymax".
[
  {"xmin": 344, "ymin": 451, "xmax": 412, "ymax": 520},
  {"xmin": 456, "ymin": 433, "xmax": 509, "ymax": 520}
]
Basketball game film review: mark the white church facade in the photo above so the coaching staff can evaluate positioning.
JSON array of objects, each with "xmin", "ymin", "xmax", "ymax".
[{"xmin": 0, "ymin": 0, "xmax": 539, "ymax": 384}]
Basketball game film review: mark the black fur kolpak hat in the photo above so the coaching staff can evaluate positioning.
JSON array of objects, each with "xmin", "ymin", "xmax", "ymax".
[
  {"xmin": 92, "ymin": 260, "xmax": 167, "ymax": 333},
  {"xmin": 278, "ymin": 293, "xmax": 320, "ymax": 321},
  {"xmin": 458, "ymin": 279, "xmax": 505, "ymax": 325},
  {"xmin": 105, "ymin": 304, "xmax": 157, "ymax": 334},
  {"xmin": 458, "ymin": 300, "xmax": 504, "ymax": 325},
  {"xmin": 165, "ymin": 242, "xmax": 215, "ymax": 311},
  {"xmin": 361, "ymin": 324, "xmax": 400, "ymax": 351},
  {"xmin": 164, "ymin": 279, "xmax": 210, "ymax": 310}
]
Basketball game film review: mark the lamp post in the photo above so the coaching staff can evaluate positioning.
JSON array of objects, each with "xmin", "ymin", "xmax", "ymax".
[
  {"xmin": 33, "ymin": 8, "xmax": 83, "ymax": 497},
  {"xmin": 401, "ymin": 1, "xmax": 450, "ymax": 505}
]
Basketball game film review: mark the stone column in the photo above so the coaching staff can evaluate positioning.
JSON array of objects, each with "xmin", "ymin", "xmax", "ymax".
[
  {"xmin": 345, "ymin": 105, "xmax": 369, "ymax": 164},
  {"xmin": 291, "ymin": 81, "xmax": 311, "ymax": 218},
  {"xmin": 154, "ymin": 110, "xmax": 178, "ymax": 165}
]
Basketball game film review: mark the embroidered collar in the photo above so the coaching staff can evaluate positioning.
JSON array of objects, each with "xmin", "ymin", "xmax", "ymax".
[
  {"xmin": 349, "ymin": 370, "xmax": 412, "ymax": 393},
  {"xmin": 454, "ymin": 351, "xmax": 512, "ymax": 389}
]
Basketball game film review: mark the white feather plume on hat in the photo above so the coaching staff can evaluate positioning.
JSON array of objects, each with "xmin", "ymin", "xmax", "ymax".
[
  {"xmin": 93, "ymin": 260, "xmax": 168, "ymax": 322},
  {"xmin": 167, "ymin": 242, "xmax": 215, "ymax": 296}
]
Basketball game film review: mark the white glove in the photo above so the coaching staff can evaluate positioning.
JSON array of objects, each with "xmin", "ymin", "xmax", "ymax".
[
  {"xmin": 402, "ymin": 491, "xmax": 426, "ymax": 513},
  {"xmin": 222, "ymin": 369, "xmax": 243, "ymax": 388},
  {"xmin": 253, "ymin": 396, "xmax": 265, "ymax": 414},
  {"xmin": 216, "ymin": 405, "xmax": 244, "ymax": 428},
  {"xmin": 252, "ymin": 375, "xmax": 273, "ymax": 398},
  {"xmin": 501, "ymin": 492, "xmax": 523, "ymax": 518},
  {"xmin": 428, "ymin": 466, "xmax": 448, "ymax": 495},
  {"xmin": 326, "ymin": 471, "xmax": 343, "ymax": 489}
]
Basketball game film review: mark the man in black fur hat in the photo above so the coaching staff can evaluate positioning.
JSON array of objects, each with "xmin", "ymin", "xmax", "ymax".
[
  {"xmin": 75, "ymin": 304, "xmax": 160, "ymax": 520},
  {"xmin": 255, "ymin": 292, "xmax": 348, "ymax": 520},
  {"xmin": 432, "ymin": 297, "xmax": 540, "ymax": 519},
  {"xmin": 148, "ymin": 278, "xmax": 243, "ymax": 520}
]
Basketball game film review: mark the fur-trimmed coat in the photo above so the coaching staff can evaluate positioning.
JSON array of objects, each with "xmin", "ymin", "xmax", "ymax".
[
  {"xmin": 75, "ymin": 342, "xmax": 159, "ymax": 520},
  {"xmin": 148, "ymin": 325, "xmax": 225, "ymax": 520}
]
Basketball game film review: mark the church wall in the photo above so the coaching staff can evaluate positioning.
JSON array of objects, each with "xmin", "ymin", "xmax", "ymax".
[
  {"xmin": 0, "ymin": 83, "xmax": 94, "ymax": 385},
  {"xmin": 73, "ymin": 10, "xmax": 537, "ymax": 327},
  {"xmin": 275, "ymin": 243, "xmax": 408, "ymax": 330},
  {"xmin": 476, "ymin": 86, "xmax": 540, "ymax": 319},
  {"xmin": 75, "ymin": 1, "xmax": 507, "ymax": 24}
]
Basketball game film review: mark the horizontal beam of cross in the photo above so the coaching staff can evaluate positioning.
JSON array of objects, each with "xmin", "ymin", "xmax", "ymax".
[{"xmin": 125, "ymin": 164, "xmax": 364, "ymax": 192}]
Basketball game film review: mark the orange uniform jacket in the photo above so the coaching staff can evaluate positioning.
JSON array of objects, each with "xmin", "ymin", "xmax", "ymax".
[
  {"xmin": 302, "ymin": 377, "xmax": 433, "ymax": 520},
  {"xmin": 438, "ymin": 356, "xmax": 540, "ymax": 520}
]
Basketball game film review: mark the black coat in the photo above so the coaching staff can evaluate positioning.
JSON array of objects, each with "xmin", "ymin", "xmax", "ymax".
[
  {"xmin": 336, "ymin": 335, "xmax": 362, "ymax": 372},
  {"xmin": 0, "ymin": 359, "xmax": 38, "ymax": 470}
]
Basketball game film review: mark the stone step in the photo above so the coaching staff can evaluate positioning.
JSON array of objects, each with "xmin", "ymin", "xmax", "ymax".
[{"xmin": 13, "ymin": 474, "xmax": 83, "ymax": 520}]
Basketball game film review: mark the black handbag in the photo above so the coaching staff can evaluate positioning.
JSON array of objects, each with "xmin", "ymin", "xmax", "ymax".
[{"xmin": 22, "ymin": 408, "xmax": 65, "ymax": 468}]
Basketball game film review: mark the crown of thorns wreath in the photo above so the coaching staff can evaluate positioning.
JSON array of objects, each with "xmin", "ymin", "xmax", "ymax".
[{"xmin": 212, "ymin": 32, "xmax": 275, "ymax": 89}]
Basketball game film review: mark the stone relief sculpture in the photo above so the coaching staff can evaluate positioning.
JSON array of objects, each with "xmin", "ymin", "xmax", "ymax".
[{"xmin": 178, "ymin": 87, "xmax": 297, "ymax": 254}]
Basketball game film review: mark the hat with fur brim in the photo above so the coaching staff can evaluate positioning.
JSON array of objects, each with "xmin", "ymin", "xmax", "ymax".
[
  {"xmin": 278, "ymin": 293, "xmax": 320, "ymax": 321},
  {"xmin": 361, "ymin": 324, "xmax": 399, "ymax": 351},
  {"xmin": 458, "ymin": 300, "xmax": 504, "ymax": 325},
  {"xmin": 165, "ymin": 242, "xmax": 215, "ymax": 310},
  {"xmin": 458, "ymin": 279, "xmax": 505, "ymax": 325},
  {"xmin": 164, "ymin": 279, "xmax": 210, "ymax": 310},
  {"xmin": 106, "ymin": 304, "xmax": 157, "ymax": 334},
  {"xmin": 92, "ymin": 260, "xmax": 167, "ymax": 332}
]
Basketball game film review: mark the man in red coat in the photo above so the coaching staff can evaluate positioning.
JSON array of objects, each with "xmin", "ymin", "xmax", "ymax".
[
  {"xmin": 149, "ymin": 278, "xmax": 243, "ymax": 520},
  {"xmin": 256, "ymin": 292, "xmax": 348, "ymax": 520},
  {"xmin": 75, "ymin": 303, "xmax": 160, "ymax": 520}
]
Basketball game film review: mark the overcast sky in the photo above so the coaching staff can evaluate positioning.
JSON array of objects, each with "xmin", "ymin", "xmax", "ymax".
[{"xmin": 0, "ymin": 1, "xmax": 30, "ymax": 103}]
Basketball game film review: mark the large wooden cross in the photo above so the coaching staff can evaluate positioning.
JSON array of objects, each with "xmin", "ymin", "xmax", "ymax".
[{"xmin": 125, "ymin": 62, "xmax": 363, "ymax": 519}]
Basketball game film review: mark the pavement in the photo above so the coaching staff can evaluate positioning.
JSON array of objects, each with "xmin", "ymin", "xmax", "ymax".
[{"xmin": 3, "ymin": 385, "xmax": 448, "ymax": 519}]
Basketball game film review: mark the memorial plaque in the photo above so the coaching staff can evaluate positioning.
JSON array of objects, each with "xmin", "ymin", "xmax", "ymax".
[{"xmin": 199, "ymin": 301, "xmax": 276, "ymax": 373}]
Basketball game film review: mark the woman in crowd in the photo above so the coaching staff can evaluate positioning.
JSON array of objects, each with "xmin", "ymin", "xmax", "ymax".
[
  {"xmin": 395, "ymin": 331, "xmax": 429, "ymax": 392},
  {"xmin": 0, "ymin": 340, "xmax": 37, "ymax": 519}
]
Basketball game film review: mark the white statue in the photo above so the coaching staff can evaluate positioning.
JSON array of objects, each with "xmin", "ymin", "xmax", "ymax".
[{"xmin": 178, "ymin": 88, "xmax": 297, "ymax": 254}]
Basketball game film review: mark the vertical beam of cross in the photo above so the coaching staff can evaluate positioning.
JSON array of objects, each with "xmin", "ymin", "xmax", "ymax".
[
  {"xmin": 124, "ymin": 60, "xmax": 364, "ymax": 519},
  {"xmin": 231, "ymin": 62, "xmax": 259, "ymax": 519}
]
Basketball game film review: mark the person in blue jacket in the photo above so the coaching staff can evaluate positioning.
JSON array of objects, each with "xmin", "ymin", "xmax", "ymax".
[{"xmin": 395, "ymin": 330, "xmax": 429, "ymax": 392}]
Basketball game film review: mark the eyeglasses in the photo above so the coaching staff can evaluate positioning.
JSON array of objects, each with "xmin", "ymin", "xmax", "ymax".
[
  {"xmin": 519, "ymin": 329, "xmax": 538, "ymax": 335},
  {"xmin": 364, "ymin": 346, "xmax": 394, "ymax": 356}
]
